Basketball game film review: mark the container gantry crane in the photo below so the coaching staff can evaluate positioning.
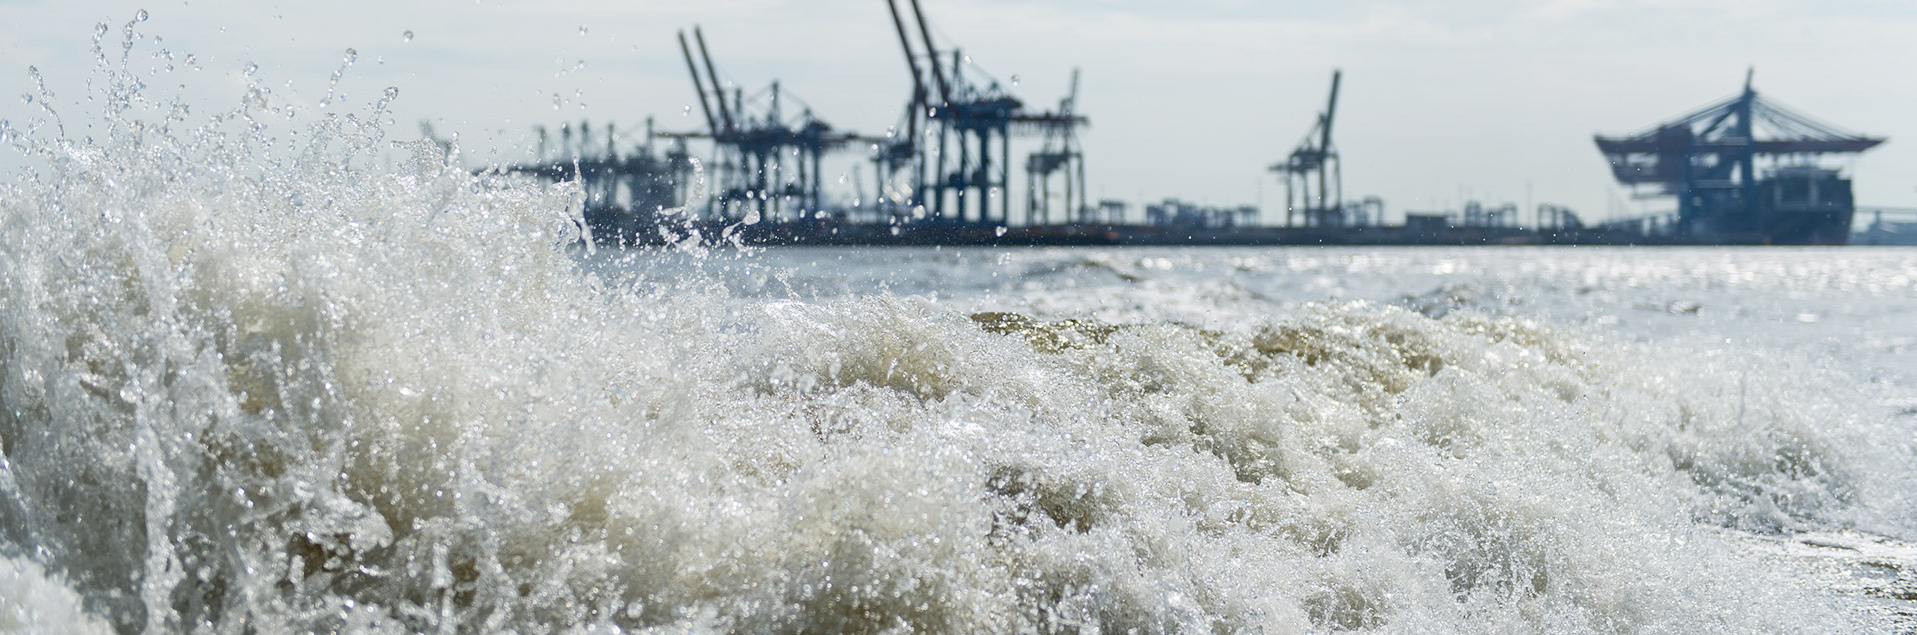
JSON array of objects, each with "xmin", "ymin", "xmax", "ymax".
[
  {"xmin": 668, "ymin": 26, "xmax": 869, "ymax": 223},
  {"xmin": 1271, "ymin": 70, "xmax": 1344, "ymax": 227},
  {"xmin": 1594, "ymin": 70, "xmax": 1886, "ymax": 244},
  {"xmin": 881, "ymin": 0, "xmax": 1086, "ymax": 225},
  {"xmin": 1026, "ymin": 68, "xmax": 1087, "ymax": 225}
]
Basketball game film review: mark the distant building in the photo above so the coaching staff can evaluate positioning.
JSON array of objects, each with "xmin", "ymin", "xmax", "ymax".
[
  {"xmin": 1145, "ymin": 199, "xmax": 1257, "ymax": 229},
  {"xmin": 1856, "ymin": 211, "xmax": 1917, "ymax": 246},
  {"xmin": 1092, "ymin": 199, "xmax": 1129, "ymax": 224},
  {"xmin": 1401, "ymin": 201, "xmax": 1519, "ymax": 233},
  {"xmin": 1404, "ymin": 214, "xmax": 1449, "ymax": 235}
]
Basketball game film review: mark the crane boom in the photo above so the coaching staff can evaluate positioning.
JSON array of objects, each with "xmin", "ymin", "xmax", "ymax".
[
  {"xmin": 1319, "ymin": 69, "xmax": 1341, "ymax": 155},
  {"xmin": 677, "ymin": 30, "xmax": 719, "ymax": 137},
  {"xmin": 885, "ymin": 0, "xmax": 926, "ymax": 139},
  {"xmin": 907, "ymin": 0, "xmax": 952, "ymax": 105},
  {"xmin": 1064, "ymin": 68, "xmax": 1079, "ymax": 112},
  {"xmin": 694, "ymin": 27, "xmax": 734, "ymax": 134}
]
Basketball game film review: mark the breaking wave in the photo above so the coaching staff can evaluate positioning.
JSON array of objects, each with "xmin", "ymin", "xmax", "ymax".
[{"xmin": 2, "ymin": 14, "xmax": 1912, "ymax": 633}]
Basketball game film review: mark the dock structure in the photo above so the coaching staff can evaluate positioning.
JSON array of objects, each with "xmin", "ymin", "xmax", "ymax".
[
  {"xmin": 1594, "ymin": 71, "xmax": 1886, "ymax": 244},
  {"xmin": 499, "ymin": 118, "xmax": 695, "ymax": 245},
  {"xmin": 1271, "ymin": 70, "xmax": 1346, "ymax": 228},
  {"xmin": 880, "ymin": 0, "xmax": 1087, "ymax": 225},
  {"xmin": 493, "ymin": 15, "xmax": 1899, "ymax": 247}
]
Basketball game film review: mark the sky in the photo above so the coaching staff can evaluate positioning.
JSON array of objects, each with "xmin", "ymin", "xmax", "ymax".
[{"xmin": 3, "ymin": 0, "xmax": 1913, "ymax": 226}]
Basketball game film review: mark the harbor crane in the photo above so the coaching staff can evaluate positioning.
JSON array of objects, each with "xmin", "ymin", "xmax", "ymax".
[
  {"xmin": 1026, "ymin": 68, "xmax": 1088, "ymax": 225},
  {"xmin": 1271, "ymin": 70, "xmax": 1344, "ymax": 227},
  {"xmin": 1595, "ymin": 70, "xmax": 1886, "ymax": 244},
  {"xmin": 669, "ymin": 26, "xmax": 869, "ymax": 222},
  {"xmin": 881, "ymin": 0, "xmax": 1087, "ymax": 225}
]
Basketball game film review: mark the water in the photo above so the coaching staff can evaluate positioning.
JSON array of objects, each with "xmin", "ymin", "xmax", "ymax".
[{"xmin": 6, "ymin": 20, "xmax": 1917, "ymax": 635}]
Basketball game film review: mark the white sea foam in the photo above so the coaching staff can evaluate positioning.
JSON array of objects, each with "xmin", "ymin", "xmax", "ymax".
[
  {"xmin": 0, "ymin": 554, "xmax": 113, "ymax": 634},
  {"xmin": 3, "ymin": 17, "xmax": 1916, "ymax": 633}
]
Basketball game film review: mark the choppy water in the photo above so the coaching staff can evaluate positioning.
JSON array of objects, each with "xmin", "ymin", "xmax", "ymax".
[{"xmin": 5, "ymin": 17, "xmax": 1917, "ymax": 634}]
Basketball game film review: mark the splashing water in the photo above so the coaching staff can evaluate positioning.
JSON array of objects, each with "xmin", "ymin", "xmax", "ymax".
[{"xmin": 4, "ymin": 18, "xmax": 1917, "ymax": 634}]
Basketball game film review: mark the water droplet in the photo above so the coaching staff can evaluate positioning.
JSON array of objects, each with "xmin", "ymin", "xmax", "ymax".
[
  {"xmin": 995, "ymin": 226, "xmax": 1008, "ymax": 237},
  {"xmin": 135, "ymin": 9, "xmax": 148, "ymax": 22},
  {"xmin": 20, "ymin": 94, "xmax": 31, "ymax": 104},
  {"xmin": 343, "ymin": 48, "xmax": 357, "ymax": 65},
  {"xmin": 95, "ymin": 23, "xmax": 108, "ymax": 38},
  {"xmin": 1010, "ymin": 74, "xmax": 1020, "ymax": 86},
  {"xmin": 243, "ymin": 62, "xmax": 259, "ymax": 77},
  {"xmin": 384, "ymin": 86, "xmax": 400, "ymax": 100},
  {"xmin": 578, "ymin": 26, "xmax": 588, "ymax": 36},
  {"xmin": 403, "ymin": 30, "xmax": 414, "ymax": 42},
  {"xmin": 552, "ymin": 93, "xmax": 563, "ymax": 110}
]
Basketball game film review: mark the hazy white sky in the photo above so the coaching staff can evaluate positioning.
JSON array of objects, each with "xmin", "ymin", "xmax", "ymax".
[{"xmin": 4, "ymin": 0, "xmax": 1913, "ymax": 225}]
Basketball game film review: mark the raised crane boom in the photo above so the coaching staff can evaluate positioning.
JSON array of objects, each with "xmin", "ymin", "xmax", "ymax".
[
  {"xmin": 1064, "ymin": 68, "xmax": 1080, "ymax": 114},
  {"xmin": 885, "ymin": 0, "xmax": 926, "ymax": 141},
  {"xmin": 693, "ymin": 27, "xmax": 734, "ymax": 135},
  {"xmin": 1319, "ymin": 70, "xmax": 1341, "ymax": 158},
  {"xmin": 907, "ymin": 0, "xmax": 953, "ymax": 105},
  {"xmin": 676, "ymin": 30, "xmax": 719, "ymax": 137}
]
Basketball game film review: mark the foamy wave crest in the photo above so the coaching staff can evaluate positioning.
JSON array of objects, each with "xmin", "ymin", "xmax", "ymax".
[{"xmin": 0, "ymin": 16, "xmax": 1896, "ymax": 633}]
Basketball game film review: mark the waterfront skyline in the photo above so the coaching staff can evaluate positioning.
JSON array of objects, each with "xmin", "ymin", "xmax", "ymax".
[{"xmin": 4, "ymin": 0, "xmax": 1913, "ymax": 225}]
